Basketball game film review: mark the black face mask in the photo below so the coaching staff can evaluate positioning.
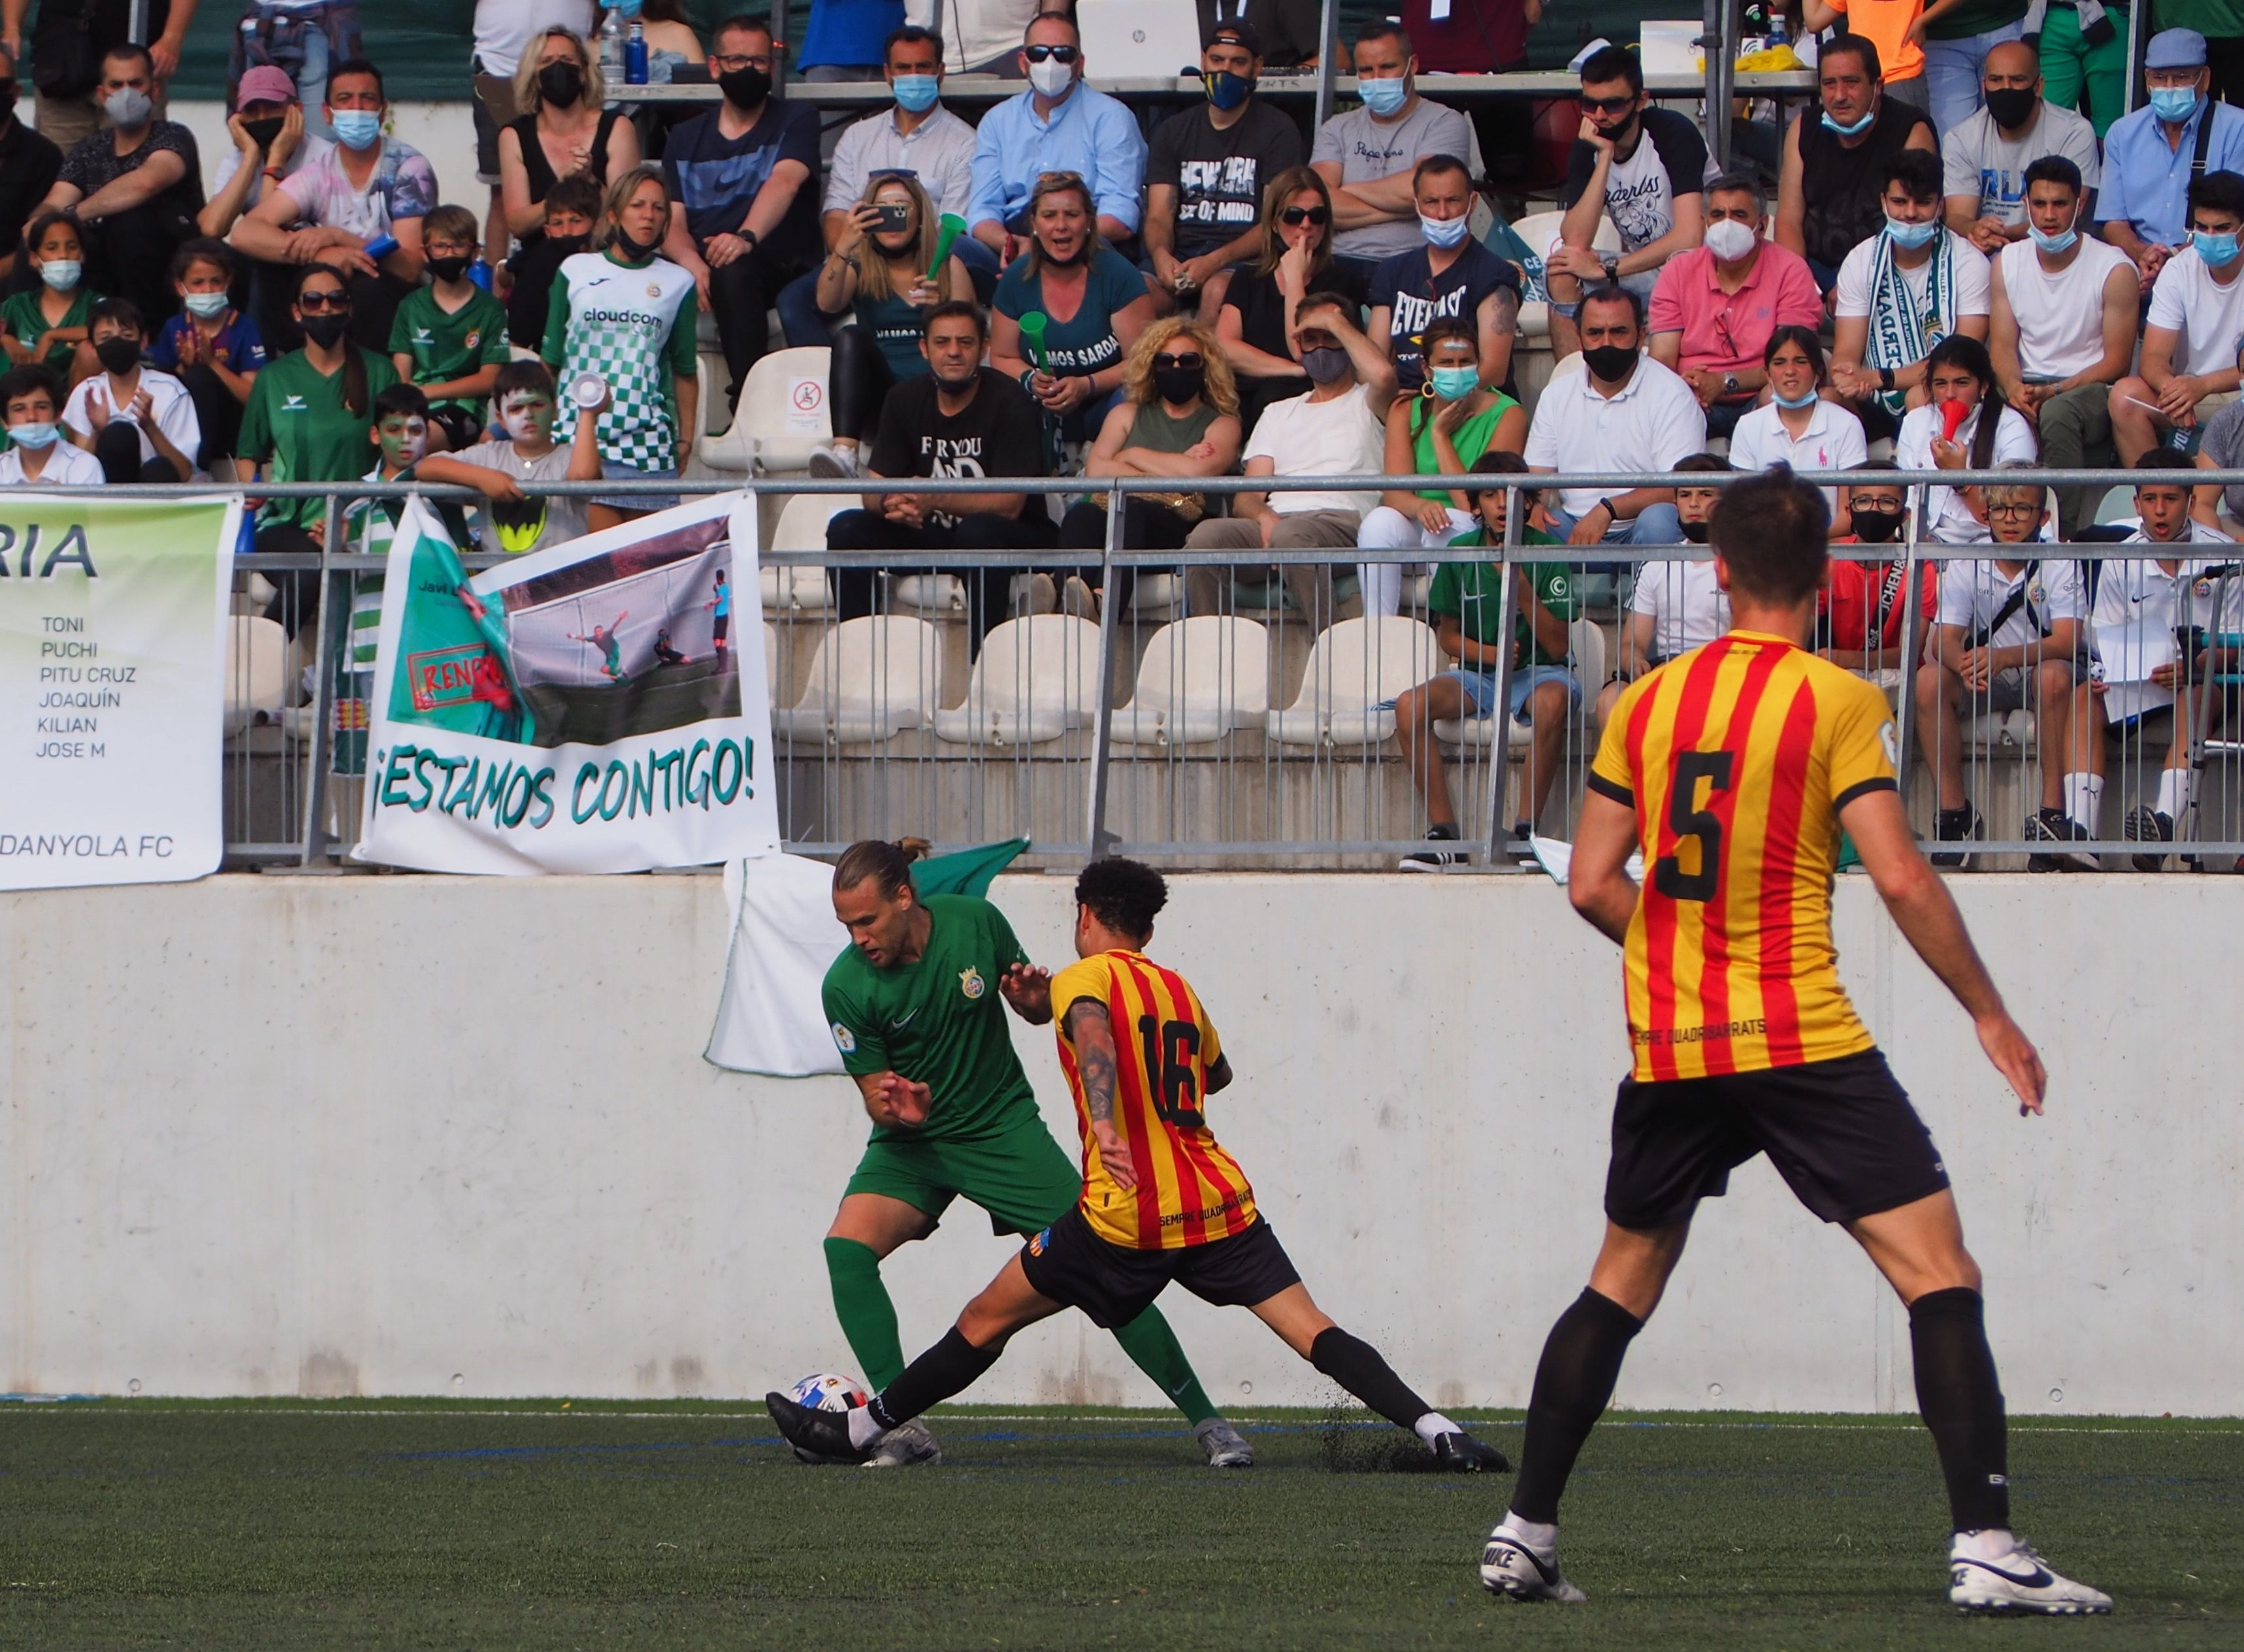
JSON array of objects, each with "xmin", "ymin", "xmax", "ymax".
[
  {"xmin": 300, "ymin": 312, "xmax": 350, "ymax": 348},
  {"xmin": 547, "ymin": 232, "xmax": 590, "ymax": 254},
  {"xmin": 1154, "ymin": 364, "xmax": 1205, "ymax": 405},
  {"xmin": 610, "ymin": 223, "xmax": 659, "ymax": 261},
  {"xmin": 719, "ymin": 66, "xmax": 772, "ymax": 109},
  {"xmin": 242, "ymin": 114, "xmax": 284, "ymax": 150},
  {"xmin": 95, "ymin": 336, "xmax": 140, "ymax": 375},
  {"xmin": 425, "ymin": 253, "xmax": 472, "ymax": 283},
  {"xmin": 1983, "ymin": 86, "xmax": 2037, "ymax": 130},
  {"xmin": 1581, "ymin": 343, "xmax": 1638, "ymax": 383},
  {"xmin": 1851, "ymin": 506, "xmax": 1905, "ymax": 543},
  {"xmin": 536, "ymin": 62, "xmax": 585, "ymax": 108},
  {"xmin": 1679, "ymin": 517, "xmax": 1710, "ymax": 543}
]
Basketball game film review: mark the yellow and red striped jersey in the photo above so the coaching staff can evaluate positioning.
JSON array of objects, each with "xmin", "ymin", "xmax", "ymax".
[
  {"xmin": 1589, "ymin": 630, "xmax": 1898, "ymax": 1082},
  {"xmin": 1049, "ymin": 950, "xmax": 1256, "ymax": 1250}
]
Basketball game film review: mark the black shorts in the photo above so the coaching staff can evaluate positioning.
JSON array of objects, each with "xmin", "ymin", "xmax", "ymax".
[
  {"xmin": 1604, "ymin": 1049, "xmax": 1949, "ymax": 1230},
  {"xmin": 1018, "ymin": 1207, "xmax": 1301, "ymax": 1330}
]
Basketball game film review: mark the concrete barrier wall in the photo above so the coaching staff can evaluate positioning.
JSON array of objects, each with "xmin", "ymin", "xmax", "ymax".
[{"xmin": 2, "ymin": 871, "xmax": 2236, "ymax": 1416}]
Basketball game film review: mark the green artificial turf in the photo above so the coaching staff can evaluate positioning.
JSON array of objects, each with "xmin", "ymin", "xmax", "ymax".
[{"xmin": 1, "ymin": 1402, "xmax": 2235, "ymax": 1649}]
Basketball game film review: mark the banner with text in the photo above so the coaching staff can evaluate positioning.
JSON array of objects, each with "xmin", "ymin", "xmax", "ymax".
[
  {"xmin": 1, "ymin": 493, "xmax": 238, "ymax": 890},
  {"xmin": 355, "ymin": 493, "xmax": 776, "ymax": 874}
]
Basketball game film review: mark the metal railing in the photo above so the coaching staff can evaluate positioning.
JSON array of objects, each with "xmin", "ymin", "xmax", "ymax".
[{"xmin": 118, "ymin": 466, "xmax": 2244, "ymax": 873}]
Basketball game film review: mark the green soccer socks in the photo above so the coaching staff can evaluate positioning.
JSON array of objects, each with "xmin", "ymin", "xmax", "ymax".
[
  {"xmin": 823, "ymin": 1237, "xmax": 906, "ymax": 1391},
  {"xmin": 1111, "ymin": 1305, "xmax": 1221, "ymax": 1427}
]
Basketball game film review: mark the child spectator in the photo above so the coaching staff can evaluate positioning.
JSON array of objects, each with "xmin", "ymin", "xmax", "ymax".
[
  {"xmin": 61, "ymin": 298, "xmax": 198, "ymax": 483},
  {"xmin": 416, "ymin": 359, "xmax": 604, "ymax": 556},
  {"xmin": 3, "ymin": 209, "xmax": 98, "ymax": 374},
  {"xmin": 506, "ymin": 174, "xmax": 601, "ymax": 354},
  {"xmin": 389, "ymin": 203, "xmax": 510, "ymax": 452},
  {"xmin": 1595, "ymin": 453, "xmax": 1732, "ymax": 728},
  {"xmin": 0, "ymin": 363, "xmax": 101, "ymax": 484},
  {"xmin": 148, "ymin": 238, "xmax": 265, "ymax": 473},
  {"xmin": 329, "ymin": 383, "xmax": 434, "ymax": 807}
]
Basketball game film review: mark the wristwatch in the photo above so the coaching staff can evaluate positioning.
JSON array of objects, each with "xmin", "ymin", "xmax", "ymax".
[
  {"xmin": 1599, "ymin": 253, "xmax": 1619, "ymax": 282},
  {"xmin": 1879, "ymin": 366, "xmax": 1896, "ymax": 392},
  {"xmin": 1721, "ymin": 373, "xmax": 1740, "ymax": 396}
]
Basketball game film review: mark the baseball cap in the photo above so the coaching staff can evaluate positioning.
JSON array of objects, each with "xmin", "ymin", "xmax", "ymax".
[{"xmin": 235, "ymin": 65, "xmax": 299, "ymax": 109}]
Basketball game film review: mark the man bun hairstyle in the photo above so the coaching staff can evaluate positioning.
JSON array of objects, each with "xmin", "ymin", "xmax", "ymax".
[
  {"xmin": 833, "ymin": 837, "xmax": 932, "ymax": 898},
  {"xmin": 1709, "ymin": 464, "xmax": 1830, "ymax": 606},
  {"xmin": 1075, "ymin": 856, "xmax": 1167, "ymax": 943}
]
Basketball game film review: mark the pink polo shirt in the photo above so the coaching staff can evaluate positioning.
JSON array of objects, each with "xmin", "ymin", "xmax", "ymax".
[{"xmin": 1646, "ymin": 240, "xmax": 1824, "ymax": 380}]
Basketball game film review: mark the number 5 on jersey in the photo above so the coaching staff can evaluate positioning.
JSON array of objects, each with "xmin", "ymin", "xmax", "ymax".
[{"xmin": 1653, "ymin": 750, "xmax": 1733, "ymax": 903}]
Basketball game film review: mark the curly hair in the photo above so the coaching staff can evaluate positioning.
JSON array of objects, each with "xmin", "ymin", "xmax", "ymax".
[
  {"xmin": 1121, "ymin": 316, "xmax": 1238, "ymax": 418},
  {"xmin": 1075, "ymin": 856, "xmax": 1167, "ymax": 942}
]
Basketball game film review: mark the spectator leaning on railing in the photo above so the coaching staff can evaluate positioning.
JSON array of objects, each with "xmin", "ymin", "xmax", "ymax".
[
  {"xmin": 414, "ymin": 358, "xmax": 603, "ymax": 557},
  {"xmin": 1941, "ymin": 39, "xmax": 2100, "ymax": 254},
  {"xmin": 1595, "ymin": 453, "xmax": 1731, "ymax": 729},
  {"xmin": 1310, "ymin": 20, "xmax": 1472, "ymax": 283}
]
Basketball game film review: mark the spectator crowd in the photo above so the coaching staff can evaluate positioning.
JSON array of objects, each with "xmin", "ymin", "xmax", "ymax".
[{"xmin": 0, "ymin": 0, "xmax": 2240, "ymax": 869}]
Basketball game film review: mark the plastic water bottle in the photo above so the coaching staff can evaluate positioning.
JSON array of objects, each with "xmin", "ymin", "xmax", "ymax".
[
  {"xmin": 598, "ymin": 7, "xmax": 626, "ymax": 87},
  {"xmin": 625, "ymin": 20, "xmax": 649, "ymax": 86}
]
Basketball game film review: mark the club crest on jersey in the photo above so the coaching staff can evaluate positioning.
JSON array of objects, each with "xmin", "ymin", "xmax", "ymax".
[
  {"xmin": 647, "ymin": 282, "xmax": 662, "ymax": 298},
  {"xmin": 2196, "ymin": 579, "xmax": 2217, "ymax": 600},
  {"xmin": 832, "ymin": 1022, "xmax": 856, "ymax": 1054},
  {"xmin": 1028, "ymin": 1225, "xmax": 1050, "ymax": 1256},
  {"xmin": 958, "ymin": 965, "xmax": 985, "ymax": 999}
]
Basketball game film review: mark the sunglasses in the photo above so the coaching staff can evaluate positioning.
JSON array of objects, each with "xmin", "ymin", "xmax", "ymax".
[
  {"xmin": 1153, "ymin": 352, "xmax": 1204, "ymax": 369},
  {"xmin": 298, "ymin": 290, "xmax": 351, "ymax": 312},
  {"xmin": 1580, "ymin": 93, "xmax": 1636, "ymax": 116},
  {"xmin": 1023, "ymin": 43, "xmax": 1079, "ymax": 63},
  {"xmin": 1279, "ymin": 205, "xmax": 1331, "ymax": 227}
]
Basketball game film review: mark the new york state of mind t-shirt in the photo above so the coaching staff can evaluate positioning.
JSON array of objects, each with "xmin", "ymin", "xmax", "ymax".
[{"xmin": 821, "ymin": 894, "xmax": 1039, "ymax": 1140}]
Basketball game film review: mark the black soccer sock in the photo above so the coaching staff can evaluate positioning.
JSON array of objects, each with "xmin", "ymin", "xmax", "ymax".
[
  {"xmin": 1510, "ymin": 1288, "xmax": 1645, "ymax": 1524},
  {"xmin": 867, "ymin": 1327, "xmax": 1006, "ymax": 1431},
  {"xmin": 1908, "ymin": 1286, "xmax": 2011, "ymax": 1532},
  {"xmin": 1310, "ymin": 1327, "xmax": 1437, "ymax": 1433}
]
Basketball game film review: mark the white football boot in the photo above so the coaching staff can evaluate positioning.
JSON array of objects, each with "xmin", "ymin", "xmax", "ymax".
[
  {"xmin": 1949, "ymin": 1533, "xmax": 2111, "ymax": 1614},
  {"xmin": 1479, "ymin": 1525, "xmax": 1585, "ymax": 1604}
]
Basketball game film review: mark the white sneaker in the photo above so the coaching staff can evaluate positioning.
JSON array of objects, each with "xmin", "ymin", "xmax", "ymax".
[
  {"xmin": 1195, "ymin": 1417, "xmax": 1254, "ymax": 1468},
  {"xmin": 1949, "ymin": 1535, "xmax": 2111, "ymax": 1614},
  {"xmin": 1479, "ymin": 1525, "xmax": 1585, "ymax": 1603},
  {"xmin": 860, "ymin": 1417, "xmax": 941, "ymax": 1468},
  {"xmin": 807, "ymin": 444, "xmax": 859, "ymax": 479}
]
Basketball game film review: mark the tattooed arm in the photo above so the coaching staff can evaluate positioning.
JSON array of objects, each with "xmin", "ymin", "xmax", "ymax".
[{"xmin": 1065, "ymin": 999, "xmax": 1137, "ymax": 1192}]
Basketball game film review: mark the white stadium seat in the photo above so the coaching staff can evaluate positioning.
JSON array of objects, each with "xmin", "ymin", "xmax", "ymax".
[
  {"xmin": 223, "ymin": 615, "xmax": 287, "ymax": 734},
  {"xmin": 1511, "ymin": 209, "xmax": 1620, "ymax": 342},
  {"xmin": 1267, "ymin": 615, "xmax": 1442, "ymax": 747},
  {"xmin": 698, "ymin": 346, "xmax": 832, "ymax": 474},
  {"xmin": 932, "ymin": 615, "xmax": 1103, "ymax": 746},
  {"xmin": 772, "ymin": 615, "xmax": 945, "ymax": 743},
  {"xmin": 1110, "ymin": 617, "xmax": 1269, "ymax": 747},
  {"xmin": 764, "ymin": 494, "xmax": 842, "ymax": 612}
]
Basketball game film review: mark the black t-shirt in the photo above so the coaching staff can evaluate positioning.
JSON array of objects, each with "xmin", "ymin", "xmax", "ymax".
[
  {"xmin": 1148, "ymin": 99, "xmax": 1307, "ymax": 262},
  {"xmin": 1367, "ymin": 240, "xmax": 1520, "ymax": 389},
  {"xmin": 1559, "ymin": 105, "xmax": 1707, "ymax": 255},
  {"xmin": 870, "ymin": 368, "xmax": 1048, "ymax": 526},
  {"xmin": 0, "ymin": 116, "xmax": 62, "ymax": 257},
  {"xmin": 1222, "ymin": 257, "xmax": 1369, "ymax": 365},
  {"xmin": 1197, "ymin": 0, "xmax": 1324, "ymax": 69},
  {"xmin": 661, "ymin": 99, "xmax": 822, "ymax": 263}
]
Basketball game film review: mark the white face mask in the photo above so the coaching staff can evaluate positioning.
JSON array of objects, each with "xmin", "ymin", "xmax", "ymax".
[
  {"xmin": 1703, "ymin": 218, "xmax": 1759, "ymax": 262},
  {"xmin": 1027, "ymin": 57, "xmax": 1075, "ymax": 98}
]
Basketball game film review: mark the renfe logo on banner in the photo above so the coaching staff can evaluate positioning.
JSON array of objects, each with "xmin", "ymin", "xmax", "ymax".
[
  {"xmin": 0, "ymin": 494, "xmax": 238, "ymax": 891},
  {"xmin": 354, "ymin": 493, "xmax": 779, "ymax": 874}
]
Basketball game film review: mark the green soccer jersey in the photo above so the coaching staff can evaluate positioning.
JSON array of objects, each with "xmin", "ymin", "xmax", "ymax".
[
  {"xmin": 821, "ymin": 894, "xmax": 1039, "ymax": 1142},
  {"xmin": 237, "ymin": 348, "xmax": 401, "ymax": 530},
  {"xmin": 1430, "ymin": 527, "xmax": 1576, "ymax": 668},
  {"xmin": 387, "ymin": 283, "xmax": 509, "ymax": 421},
  {"xmin": 1, "ymin": 285, "xmax": 98, "ymax": 370}
]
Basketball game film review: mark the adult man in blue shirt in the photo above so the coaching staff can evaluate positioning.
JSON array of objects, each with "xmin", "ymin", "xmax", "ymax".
[
  {"xmin": 2096, "ymin": 28, "xmax": 2244, "ymax": 295},
  {"xmin": 966, "ymin": 10, "xmax": 1146, "ymax": 260}
]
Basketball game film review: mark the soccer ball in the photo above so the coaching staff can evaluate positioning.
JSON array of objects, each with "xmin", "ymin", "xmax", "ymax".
[{"xmin": 787, "ymin": 1371, "xmax": 868, "ymax": 1464}]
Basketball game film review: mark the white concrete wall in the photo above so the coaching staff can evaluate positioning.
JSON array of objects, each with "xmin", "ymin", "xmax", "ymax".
[{"xmin": 2, "ymin": 871, "xmax": 2237, "ymax": 1415}]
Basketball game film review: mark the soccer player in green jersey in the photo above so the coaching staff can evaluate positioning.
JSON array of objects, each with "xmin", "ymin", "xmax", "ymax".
[{"xmin": 818, "ymin": 839, "xmax": 1252, "ymax": 1468}]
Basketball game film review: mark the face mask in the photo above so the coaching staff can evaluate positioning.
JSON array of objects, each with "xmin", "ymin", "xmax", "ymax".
[
  {"xmin": 1851, "ymin": 506, "xmax": 1904, "ymax": 543},
  {"xmin": 1420, "ymin": 212, "xmax": 1470, "ymax": 250},
  {"xmin": 8, "ymin": 421, "xmax": 58, "ymax": 449},
  {"xmin": 547, "ymin": 231, "xmax": 590, "ymax": 254},
  {"xmin": 1820, "ymin": 106, "xmax": 1876, "ymax": 138},
  {"xmin": 1983, "ymin": 86, "xmax": 2037, "ymax": 130},
  {"xmin": 184, "ymin": 290, "xmax": 231, "ymax": 319},
  {"xmin": 500, "ymin": 397, "xmax": 555, "ymax": 444},
  {"xmin": 610, "ymin": 221, "xmax": 659, "ymax": 261},
  {"xmin": 38, "ymin": 258, "xmax": 80, "ymax": 292},
  {"xmin": 1679, "ymin": 517, "xmax": 1711, "ymax": 543},
  {"xmin": 1885, "ymin": 214, "xmax": 1939, "ymax": 250},
  {"xmin": 1581, "ymin": 343, "xmax": 1638, "ymax": 383},
  {"xmin": 330, "ymin": 108, "xmax": 382, "ymax": 150},
  {"xmin": 1301, "ymin": 344, "xmax": 1350, "ymax": 385},
  {"xmin": 95, "ymin": 336, "xmax": 140, "ymax": 376},
  {"xmin": 2150, "ymin": 85, "xmax": 2202, "ymax": 123},
  {"xmin": 1203, "ymin": 69, "xmax": 1254, "ymax": 110},
  {"xmin": 380, "ymin": 417, "xmax": 428, "ymax": 466},
  {"xmin": 426, "ymin": 253, "xmax": 473, "ymax": 283},
  {"xmin": 892, "ymin": 73, "xmax": 939, "ymax": 114},
  {"xmin": 2028, "ymin": 222, "xmax": 2078, "ymax": 255},
  {"xmin": 1703, "ymin": 218, "xmax": 1759, "ymax": 263},
  {"xmin": 719, "ymin": 65, "xmax": 772, "ymax": 108},
  {"xmin": 1027, "ymin": 58, "xmax": 1075, "ymax": 99},
  {"xmin": 536, "ymin": 63, "xmax": 585, "ymax": 108},
  {"xmin": 1772, "ymin": 385, "xmax": 1821, "ymax": 410},
  {"xmin": 242, "ymin": 114, "xmax": 284, "ymax": 150},
  {"xmin": 2195, "ymin": 229, "xmax": 2241, "ymax": 267},
  {"xmin": 1040, "ymin": 234, "xmax": 1088, "ymax": 267},
  {"xmin": 1359, "ymin": 74, "xmax": 1408, "ymax": 118},
  {"xmin": 1429, "ymin": 365, "xmax": 1480, "ymax": 401},
  {"xmin": 300, "ymin": 312, "xmax": 350, "ymax": 348},
  {"xmin": 103, "ymin": 87, "xmax": 152, "ymax": 128},
  {"xmin": 1154, "ymin": 364, "xmax": 1206, "ymax": 404}
]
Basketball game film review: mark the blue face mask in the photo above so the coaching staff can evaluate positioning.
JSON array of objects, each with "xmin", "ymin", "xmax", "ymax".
[
  {"xmin": 1203, "ymin": 69, "xmax": 1255, "ymax": 110},
  {"xmin": 1359, "ymin": 74, "xmax": 1408, "ymax": 118},
  {"xmin": 2196, "ymin": 228, "xmax": 2241, "ymax": 267},
  {"xmin": 8, "ymin": 420, "xmax": 58, "ymax": 448},
  {"xmin": 1421, "ymin": 212, "xmax": 1471, "ymax": 250},
  {"xmin": 1885, "ymin": 214, "xmax": 1939, "ymax": 250},
  {"xmin": 1820, "ymin": 106, "xmax": 1877, "ymax": 137},
  {"xmin": 2028, "ymin": 223, "xmax": 2079, "ymax": 255},
  {"xmin": 892, "ymin": 74, "xmax": 939, "ymax": 114},
  {"xmin": 1428, "ymin": 365, "xmax": 1480, "ymax": 401},
  {"xmin": 1772, "ymin": 386, "xmax": 1821, "ymax": 410},
  {"xmin": 2151, "ymin": 85, "xmax": 2202, "ymax": 123},
  {"xmin": 329, "ymin": 108, "xmax": 382, "ymax": 150}
]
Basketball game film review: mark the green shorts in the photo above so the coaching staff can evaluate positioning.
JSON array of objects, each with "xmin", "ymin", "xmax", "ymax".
[{"xmin": 844, "ymin": 1112, "xmax": 1082, "ymax": 1237}]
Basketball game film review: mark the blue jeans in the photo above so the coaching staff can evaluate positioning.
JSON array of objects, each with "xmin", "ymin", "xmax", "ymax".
[
  {"xmin": 776, "ymin": 268, "xmax": 830, "ymax": 350},
  {"xmin": 1546, "ymin": 502, "xmax": 1685, "ymax": 546},
  {"xmin": 1448, "ymin": 661, "xmax": 1582, "ymax": 722},
  {"xmin": 1923, "ymin": 21, "xmax": 2026, "ymax": 140}
]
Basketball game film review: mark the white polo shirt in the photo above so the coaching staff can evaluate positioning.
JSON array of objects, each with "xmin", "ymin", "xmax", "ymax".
[
  {"xmin": 2090, "ymin": 542, "xmax": 2244, "ymax": 711},
  {"xmin": 1629, "ymin": 558, "xmax": 1729, "ymax": 663},
  {"xmin": 1934, "ymin": 557, "xmax": 2086, "ymax": 653},
  {"xmin": 1522, "ymin": 355, "xmax": 1707, "ymax": 519},
  {"xmin": 60, "ymin": 368, "xmax": 203, "ymax": 478},
  {"xmin": 1726, "ymin": 397, "xmax": 1868, "ymax": 508},
  {"xmin": 0, "ymin": 440, "xmax": 103, "ymax": 485}
]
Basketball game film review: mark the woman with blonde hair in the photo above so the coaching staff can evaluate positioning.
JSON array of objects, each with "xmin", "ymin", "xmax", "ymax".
[
  {"xmin": 498, "ymin": 28, "xmax": 642, "ymax": 252},
  {"xmin": 1218, "ymin": 165, "xmax": 1369, "ymax": 434},
  {"xmin": 990, "ymin": 171, "xmax": 1156, "ymax": 442},
  {"xmin": 808, "ymin": 170, "xmax": 975, "ymax": 477},
  {"xmin": 1058, "ymin": 316, "xmax": 1244, "ymax": 615}
]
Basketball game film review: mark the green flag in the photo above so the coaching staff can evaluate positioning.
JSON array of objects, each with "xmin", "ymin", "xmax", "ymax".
[
  {"xmin": 909, "ymin": 839, "xmax": 1030, "ymax": 898},
  {"xmin": 384, "ymin": 510, "xmax": 531, "ymax": 743}
]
